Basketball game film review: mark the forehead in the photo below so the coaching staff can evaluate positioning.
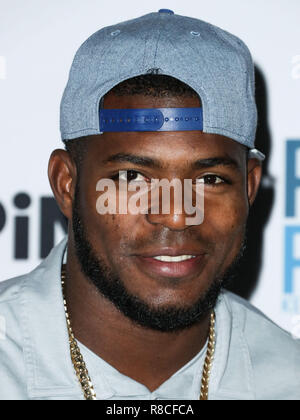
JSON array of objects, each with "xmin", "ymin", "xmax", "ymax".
[
  {"xmin": 86, "ymin": 92, "xmax": 246, "ymax": 165},
  {"xmin": 103, "ymin": 91, "xmax": 201, "ymax": 109}
]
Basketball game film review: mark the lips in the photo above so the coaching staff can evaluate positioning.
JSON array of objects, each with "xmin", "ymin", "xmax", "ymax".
[{"xmin": 132, "ymin": 248, "xmax": 207, "ymax": 279}]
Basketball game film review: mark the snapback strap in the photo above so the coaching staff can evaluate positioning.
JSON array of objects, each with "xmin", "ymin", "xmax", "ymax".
[
  {"xmin": 99, "ymin": 106, "xmax": 265, "ymax": 161},
  {"xmin": 99, "ymin": 107, "xmax": 203, "ymax": 132}
]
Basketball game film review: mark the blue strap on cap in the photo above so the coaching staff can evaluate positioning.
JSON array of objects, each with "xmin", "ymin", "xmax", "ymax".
[
  {"xmin": 99, "ymin": 107, "xmax": 203, "ymax": 132},
  {"xmin": 99, "ymin": 106, "xmax": 265, "ymax": 161}
]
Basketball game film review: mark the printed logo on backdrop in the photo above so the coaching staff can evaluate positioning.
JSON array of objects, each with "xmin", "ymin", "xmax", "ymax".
[
  {"xmin": 284, "ymin": 57, "xmax": 300, "ymax": 336},
  {"xmin": 0, "ymin": 193, "xmax": 67, "ymax": 259},
  {"xmin": 284, "ymin": 140, "xmax": 300, "ymax": 330}
]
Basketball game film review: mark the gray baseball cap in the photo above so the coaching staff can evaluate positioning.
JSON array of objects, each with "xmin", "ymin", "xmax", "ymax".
[{"xmin": 60, "ymin": 9, "xmax": 265, "ymax": 160}]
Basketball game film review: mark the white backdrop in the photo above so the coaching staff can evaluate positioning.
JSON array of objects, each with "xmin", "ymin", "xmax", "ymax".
[{"xmin": 1, "ymin": 0, "xmax": 300, "ymax": 335}]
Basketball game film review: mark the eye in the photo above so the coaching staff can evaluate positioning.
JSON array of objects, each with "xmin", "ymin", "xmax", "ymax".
[
  {"xmin": 196, "ymin": 174, "xmax": 227, "ymax": 186},
  {"xmin": 112, "ymin": 170, "xmax": 149, "ymax": 183}
]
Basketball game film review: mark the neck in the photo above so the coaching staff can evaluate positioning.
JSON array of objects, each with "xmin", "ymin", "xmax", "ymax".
[{"xmin": 64, "ymin": 253, "xmax": 211, "ymax": 392}]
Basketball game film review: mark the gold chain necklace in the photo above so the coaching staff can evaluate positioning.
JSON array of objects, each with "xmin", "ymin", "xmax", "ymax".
[{"xmin": 61, "ymin": 266, "xmax": 215, "ymax": 401}]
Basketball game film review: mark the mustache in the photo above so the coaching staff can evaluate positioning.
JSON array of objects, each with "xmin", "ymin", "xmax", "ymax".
[{"xmin": 119, "ymin": 227, "xmax": 216, "ymax": 255}]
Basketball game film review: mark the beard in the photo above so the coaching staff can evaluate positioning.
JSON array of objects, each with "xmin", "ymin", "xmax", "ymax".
[{"xmin": 72, "ymin": 181, "xmax": 246, "ymax": 333}]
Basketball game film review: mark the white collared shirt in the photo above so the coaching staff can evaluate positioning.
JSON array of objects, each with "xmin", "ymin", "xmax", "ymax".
[{"xmin": 0, "ymin": 237, "xmax": 300, "ymax": 400}]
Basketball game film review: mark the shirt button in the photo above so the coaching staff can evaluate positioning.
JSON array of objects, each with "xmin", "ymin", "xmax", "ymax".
[{"xmin": 158, "ymin": 9, "xmax": 174, "ymax": 15}]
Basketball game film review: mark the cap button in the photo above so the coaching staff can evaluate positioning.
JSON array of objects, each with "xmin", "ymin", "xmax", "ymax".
[{"xmin": 158, "ymin": 9, "xmax": 174, "ymax": 14}]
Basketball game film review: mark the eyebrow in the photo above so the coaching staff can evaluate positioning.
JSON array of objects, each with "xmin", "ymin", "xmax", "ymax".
[
  {"xmin": 103, "ymin": 153, "xmax": 241, "ymax": 170},
  {"xmin": 192, "ymin": 157, "xmax": 241, "ymax": 170},
  {"xmin": 103, "ymin": 153, "xmax": 163, "ymax": 169}
]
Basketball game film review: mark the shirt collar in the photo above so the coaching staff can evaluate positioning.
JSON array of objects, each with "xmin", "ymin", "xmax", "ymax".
[{"xmin": 20, "ymin": 236, "xmax": 255, "ymax": 400}]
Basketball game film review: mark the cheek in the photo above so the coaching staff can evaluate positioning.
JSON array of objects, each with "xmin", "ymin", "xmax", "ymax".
[
  {"xmin": 82, "ymin": 198, "xmax": 139, "ymax": 265},
  {"xmin": 193, "ymin": 190, "xmax": 248, "ymax": 278},
  {"xmin": 202, "ymin": 192, "xmax": 248, "ymax": 249},
  {"xmin": 80, "ymin": 176, "xmax": 142, "ymax": 247}
]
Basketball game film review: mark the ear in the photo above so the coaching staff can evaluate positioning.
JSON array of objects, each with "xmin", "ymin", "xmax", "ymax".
[
  {"xmin": 48, "ymin": 149, "xmax": 77, "ymax": 220},
  {"xmin": 247, "ymin": 158, "xmax": 263, "ymax": 207}
]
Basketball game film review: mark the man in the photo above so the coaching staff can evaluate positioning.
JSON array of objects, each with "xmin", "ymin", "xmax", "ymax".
[{"xmin": 0, "ymin": 10, "xmax": 299, "ymax": 401}]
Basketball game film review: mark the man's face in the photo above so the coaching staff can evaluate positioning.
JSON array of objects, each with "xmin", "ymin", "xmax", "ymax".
[{"xmin": 69, "ymin": 92, "xmax": 258, "ymax": 331}]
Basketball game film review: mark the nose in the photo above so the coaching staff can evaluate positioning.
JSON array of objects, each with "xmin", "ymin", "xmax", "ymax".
[
  {"xmin": 135, "ymin": 177, "xmax": 204, "ymax": 230},
  {"xmin": 145, "ymin": 183, "xmax": 200, "ymax": 230},
  {"xmin": 146, "ymin": 210, "xmax": 190, "ymax": 231}
]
